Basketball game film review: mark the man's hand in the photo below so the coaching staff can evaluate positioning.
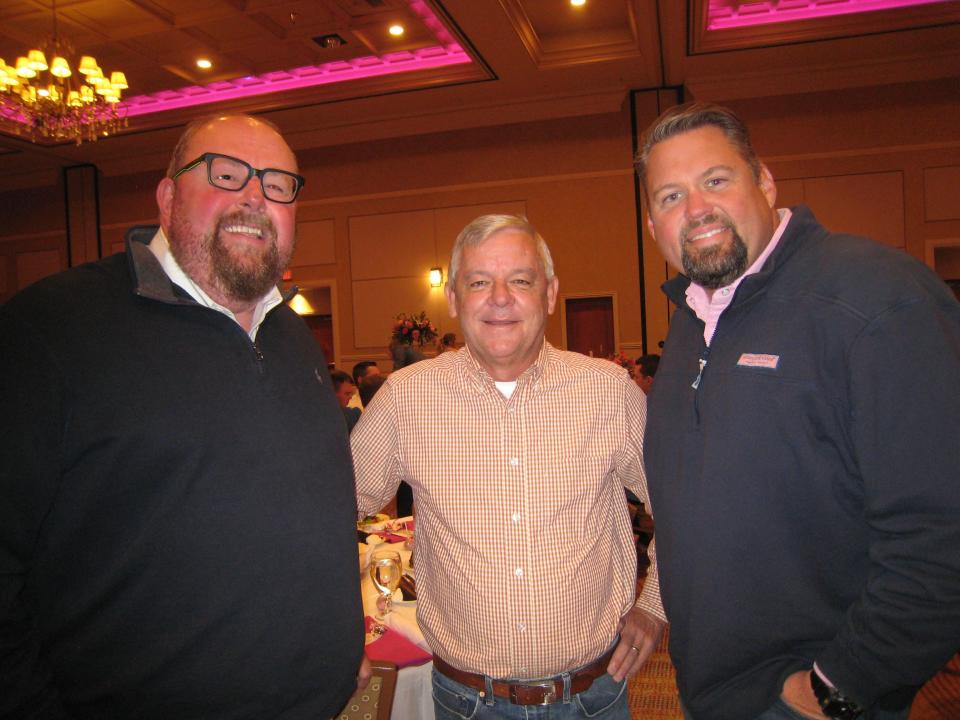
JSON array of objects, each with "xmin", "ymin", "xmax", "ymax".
[
  {"xmin": 356, "ymin": 655, "xmax": 373, "ymax": 691},
  {"xmin": 606, "ymin": 606, "xmax": 666, "ymax": 682},
  {"xmin": 780, "ymin": 670, "xmax": 828, "ymax": 719}
]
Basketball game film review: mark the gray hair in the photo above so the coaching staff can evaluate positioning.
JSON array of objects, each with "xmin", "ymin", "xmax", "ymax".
[
  {"xmin": 635, "ymin": 103, "xmax": 762, "ymax": 190},
  {"xmin": 449, "ymin": 214, "xmax": 555, "ymax": 285},
  {"xmin": 165, "ymin": 113, "xmax": 286, "ymax": 178}
]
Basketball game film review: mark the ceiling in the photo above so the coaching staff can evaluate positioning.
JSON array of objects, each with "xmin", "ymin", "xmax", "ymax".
[{"xmin": 1, "ymin": 0, "xmax": 959, "ymax": 188}]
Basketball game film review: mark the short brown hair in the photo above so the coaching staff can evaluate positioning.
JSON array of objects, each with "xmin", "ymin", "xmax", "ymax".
[{"xmin": 635, "ymin": 103, "xmax": 761, "ymax": 191}]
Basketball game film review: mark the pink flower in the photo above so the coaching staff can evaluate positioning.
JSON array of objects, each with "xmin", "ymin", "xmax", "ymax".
[{"xmin": 412, "ymin": 330, "xmax": 420, "ymax": 339}]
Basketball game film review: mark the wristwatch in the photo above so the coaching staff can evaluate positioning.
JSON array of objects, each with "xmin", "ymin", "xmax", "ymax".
[{"xmin": 809, "ymin": 670, "xmax": 865, "ymax": 720}]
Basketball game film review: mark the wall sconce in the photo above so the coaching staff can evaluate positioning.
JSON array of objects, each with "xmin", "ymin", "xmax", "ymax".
[
  {"xmin": 288, "ymin": 293, "xmax": 315, "ymax": 316},
  {"xmin": 429, "ymin": 267, "xmax": 443, "ymax": 287}
]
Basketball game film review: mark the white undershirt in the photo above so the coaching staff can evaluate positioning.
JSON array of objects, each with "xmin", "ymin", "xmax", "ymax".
[{"xmin": 494, "ymin": 380, "xmax": 517, "ymax": 398}]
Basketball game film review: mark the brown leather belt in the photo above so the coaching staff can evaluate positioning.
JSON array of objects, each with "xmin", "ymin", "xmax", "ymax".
[{"xmin": 432, "ymin": 646, "xmax": 615, "ymax": 706}]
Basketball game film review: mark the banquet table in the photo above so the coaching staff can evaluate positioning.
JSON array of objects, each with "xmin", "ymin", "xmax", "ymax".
[{"xmin": 359, "ymin": 538, "xmax": 435, "ymax": 720}]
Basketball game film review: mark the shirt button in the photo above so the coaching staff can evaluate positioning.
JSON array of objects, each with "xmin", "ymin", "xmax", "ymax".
[
  {"xmin": 509, "ymin": 457, "xmax": 519, "ymax": 467},
  {"xmin": 517, "ymin": 623, "xmax": 526, "ymax": 632},
  {"xmin": 515, "ymin": 567, "xmax": 524, "ymax": 578},
  {"xmin": 507, "ymin": 406, "xmax": 516, "ymax": 414},
  {"xmin": 511, "ymin": 512, "xmax": 521, "ymax": 523}
]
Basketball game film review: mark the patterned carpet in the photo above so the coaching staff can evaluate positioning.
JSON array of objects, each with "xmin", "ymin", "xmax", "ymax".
[
  {"xmin": 627, "ymin": 627, "xmax": 682, "ymax": 720},
  {"xmin": 909, "ymin": 653, "xmax": 960, "ymax": 720}
]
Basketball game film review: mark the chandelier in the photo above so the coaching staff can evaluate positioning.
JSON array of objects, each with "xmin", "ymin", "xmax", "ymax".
[{"xmin": 0, "ymin": 0, "xmax": 128, "ymax": 145}]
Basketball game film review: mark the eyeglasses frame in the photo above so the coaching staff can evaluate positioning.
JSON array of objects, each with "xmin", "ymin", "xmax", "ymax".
[{"xmin": 171, "ymin": 151, "xmax": 305, "ymax": 204}]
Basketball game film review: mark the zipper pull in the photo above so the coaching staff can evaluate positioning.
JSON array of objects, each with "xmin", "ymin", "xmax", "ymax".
[{"xmin": 691, "ymin": 346, "xmax": 710, "ymax": 390}]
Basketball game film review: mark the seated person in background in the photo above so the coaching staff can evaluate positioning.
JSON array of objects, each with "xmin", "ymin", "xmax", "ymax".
[
  {"xmin": 331, "ymin": 370, "xmax": 357, "ymax": 408},
  {"xmin": 357, "ymin": 372, "xmax": 413, "ymax": 517},
  {"xmin": 331, "ymin": 370, "xmax": 361, "ymax": 432},
  {"xmin": 633, "ymin": 353, "xmax": 659, "ymax": 396},
  {"xmin": 359, "ymin": 373, "xmax": 388, "ymax": 409},
  {"xmin": 349, "ymin": 361, "xmax": 381, "ymax": 409},
  {"xmin": 389, "ymin": 339, "xmax": 424, "ymax": 370},
  {"xmin": 437, "ymin": 332, "xmax": 459, "ymax": 353}
]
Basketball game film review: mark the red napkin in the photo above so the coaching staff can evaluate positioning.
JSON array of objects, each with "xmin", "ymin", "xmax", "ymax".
[
  {"xmin": 380, "ymin": 519, "xmax": 414, "ymax": 543},
  {"xmin": 364, "ymin": 617, "xmax": 432, "ymax": 668},
  {"xmin": 377, "ymin": 531, "xmax": 410, "ymax": 543}
]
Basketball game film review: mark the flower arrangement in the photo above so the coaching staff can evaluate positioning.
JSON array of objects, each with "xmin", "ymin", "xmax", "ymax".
[
  {"xmin": 608, "ymin": 351, "xmax": 637, "ymax": 374},
  {"xmin": 391, "ymin": 311, "xmax": 438, "ymax": 347}
]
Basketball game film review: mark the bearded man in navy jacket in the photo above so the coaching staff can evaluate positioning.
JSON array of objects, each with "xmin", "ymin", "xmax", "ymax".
[
  {"xmin": 637, "ymin": 103, "xmax": 960, "ymax": 720},
  {"xmin": 1, "ymin": 114, "xmax": 364, "ymax": 719}
]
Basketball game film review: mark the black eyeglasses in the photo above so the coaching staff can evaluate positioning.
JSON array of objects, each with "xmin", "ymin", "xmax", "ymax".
[{"xmin": 171, "ymin": 152, "xmax": 305, "ymax": 204}]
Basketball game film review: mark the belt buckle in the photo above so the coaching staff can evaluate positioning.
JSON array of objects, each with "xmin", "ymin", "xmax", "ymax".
[{"xmin": 511, "ymin": 680, "xmax": 557, "ymax": 705}]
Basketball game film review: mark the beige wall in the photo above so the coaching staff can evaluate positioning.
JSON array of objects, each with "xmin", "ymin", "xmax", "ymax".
[{"xmin": 3, "ymin": 78, "xmax": 959, "ymax": 368}]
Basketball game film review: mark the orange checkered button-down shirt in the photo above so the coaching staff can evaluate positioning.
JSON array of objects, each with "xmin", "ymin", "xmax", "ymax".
[{"xmin": 352, "ymin": 341, "xmax": 664, "ymax": 679}]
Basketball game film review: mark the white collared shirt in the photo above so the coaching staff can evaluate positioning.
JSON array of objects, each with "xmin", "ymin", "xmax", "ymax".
[{"xmin": 148, "ymin": 227, "xmax": 283, "ymax": 341}]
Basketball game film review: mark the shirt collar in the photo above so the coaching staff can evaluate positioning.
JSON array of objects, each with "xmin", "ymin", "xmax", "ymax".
[
  {"xmin": 685, "ymin": 207, "xmax": 791, "ymax": 324},
  {"xmin": 148, "ymin": 227, "xmax": 283, "ymax": 340},
  {"xmin": 459, "ymin": 340, "xmax": 550, "ymax": 392}
]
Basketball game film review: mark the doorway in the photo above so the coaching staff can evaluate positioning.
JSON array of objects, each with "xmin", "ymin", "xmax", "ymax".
[
  {"xmin": 925, "ymin": 239, "xmax": 960, "ymax": 302},
  {"xmin": 563, "ymin": 294, "xmax": 616, "ymax": 358},
  {"xmin": 287, "ymin": 283, "xmax": 339, "ymax": 367}
]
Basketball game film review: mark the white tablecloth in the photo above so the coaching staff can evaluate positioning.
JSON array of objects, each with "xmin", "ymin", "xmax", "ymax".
[{"xmin": 360, "ymin": 540, "xmax": 435, "ymax": 720}]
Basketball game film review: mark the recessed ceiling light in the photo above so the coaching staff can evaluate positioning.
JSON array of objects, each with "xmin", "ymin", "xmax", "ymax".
[
  {"xmin": 196, "ymin": 59, "xmax": 212, "ymax": 69},
  {"xmin": 388, "ymin": 24, "xmax": 404, "ymax": 36},
  {"xmin": 571, "ymin": 0, "xmax": 586, "ymax": 6}
]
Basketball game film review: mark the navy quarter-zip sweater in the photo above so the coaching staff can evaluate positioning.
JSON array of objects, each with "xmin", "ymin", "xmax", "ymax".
[
  {"xmin": 1, "ymin": 236, "xmax": 363, "ymax": 719},
  {"xmin": 644, "ymin": 206, "xmax": 960, "ymax": 719}
]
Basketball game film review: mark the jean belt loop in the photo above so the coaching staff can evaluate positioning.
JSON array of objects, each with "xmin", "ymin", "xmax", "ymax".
[
  {"xmin": 562, "ymin": 671, "xmax": 572, "ymax": 703},
  {"xmin": 483, "ymin": 675, "xmax": 495, "ymax": 706}
]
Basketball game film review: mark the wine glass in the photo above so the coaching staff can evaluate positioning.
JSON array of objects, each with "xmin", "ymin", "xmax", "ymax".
[{"xmin": 368, "ymin": 549, "xmax": 402, "ymax": 636}]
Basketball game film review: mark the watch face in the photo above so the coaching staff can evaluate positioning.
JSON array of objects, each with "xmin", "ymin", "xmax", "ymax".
[
  {"xmin": 822, "ymin": 698, "xmax": 862, "ymax": 720},
  {"xmin": 810, "ymin": 670, "xmax": 863, "ymax": 720}
]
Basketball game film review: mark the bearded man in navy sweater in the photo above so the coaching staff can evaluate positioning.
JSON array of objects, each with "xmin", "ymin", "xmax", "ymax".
[
  {"xmin": 638, "ymin": 103, "xmax": 960, "ymax": 720},
  {"xmin": 1, "ymin": 114, "xmax": 364, "ymax": 719}
]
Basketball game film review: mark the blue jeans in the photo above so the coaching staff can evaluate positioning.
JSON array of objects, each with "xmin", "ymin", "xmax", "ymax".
[{"xmin": 432, "ymin": 669, "xmax": 629, "ymax": 719}]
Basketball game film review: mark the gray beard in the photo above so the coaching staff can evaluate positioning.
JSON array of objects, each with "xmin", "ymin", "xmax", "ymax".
[{"xmin": 681, "ymin": 216, "xmax": 748, "ymax": 290}]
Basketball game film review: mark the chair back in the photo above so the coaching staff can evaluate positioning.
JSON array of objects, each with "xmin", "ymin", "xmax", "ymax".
[{"xmin": 335, "ymin": 660, "xmax": 398, "ymax": 720}]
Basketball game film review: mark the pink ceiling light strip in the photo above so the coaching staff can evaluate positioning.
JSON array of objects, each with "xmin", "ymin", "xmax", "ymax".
[
  {"xmin": 708, "ymin": 0, "xmax": 951, "ymax": 30},
  {"xmin": 120, "ymin": 0, "xmax": 470, "ymax": 117},
  {"xmin": 122, "ymin": 47, "xmax": 469, "ymax": 117},
  {"xmin": 2, "ymin": 0, "xmax": 471, "ymax": 126},
  {"xmin": 409, "ymin": 0, "xmax": 459, "ymax": 46}
]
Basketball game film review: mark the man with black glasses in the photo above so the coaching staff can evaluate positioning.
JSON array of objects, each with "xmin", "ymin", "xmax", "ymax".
[{"xmin": 0, "ymin": 114, "xmax": 364, "ymax": 719}]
